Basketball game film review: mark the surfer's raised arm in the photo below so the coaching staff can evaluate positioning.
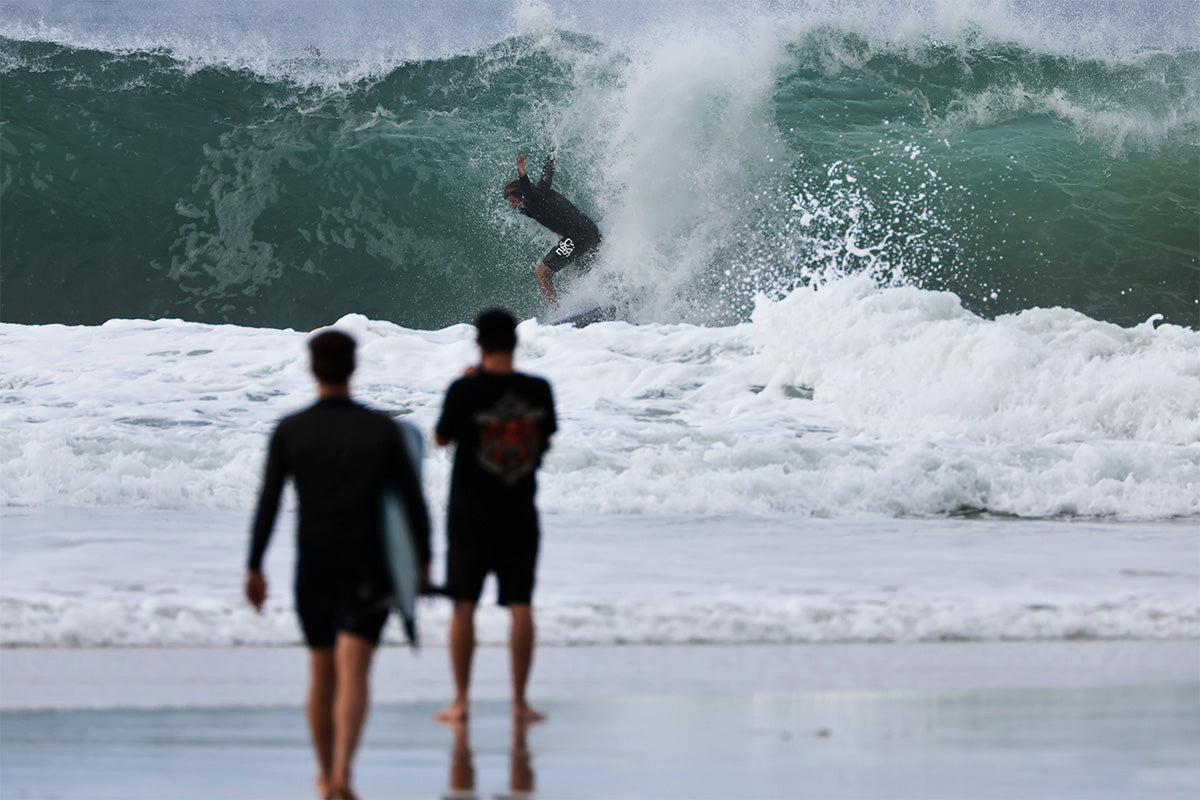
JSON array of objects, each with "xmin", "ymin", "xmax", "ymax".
[{"xmin": 514, "ymin": 154, "xmax": 537, "ymax": 199}]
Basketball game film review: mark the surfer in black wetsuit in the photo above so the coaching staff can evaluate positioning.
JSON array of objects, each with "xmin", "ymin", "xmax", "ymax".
[
  {"xmin": 504, "ymin": 151, "xmax": 602, "ymax": 311},
  {"xmin": 245, "ymin": 330, "xmax": 431, "ymax": 800}
]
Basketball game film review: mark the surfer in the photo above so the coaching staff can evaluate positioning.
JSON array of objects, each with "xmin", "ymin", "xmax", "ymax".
[
  {"xmin": 504, "ymin": 151, "xmax": 602, "ymax": 311},
  {"xmin": 245, "ymin": 330, "xmax": 431, "ymax": 800},
  {"xmin": 433, "ymin": 309, "xmax": 557, "ymax": 724}
]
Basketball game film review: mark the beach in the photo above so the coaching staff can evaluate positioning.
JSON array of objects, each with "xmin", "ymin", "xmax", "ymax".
[
  {"xmin": 3, "ymin": 641, "xmax": 1198, "ymax": 799},
  {"xmin": 3, "ymin": 507, "xmax": 1198, "ymax": 798},
  {"xmin": 3, "ymin": 1, "xmax": 1199, "ymax": 797}
]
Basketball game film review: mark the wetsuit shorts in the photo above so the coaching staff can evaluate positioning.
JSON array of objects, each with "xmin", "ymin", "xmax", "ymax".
[
  {"xmin": 542, "ymin": 233, "xmax": 601, "ymax": 275},
  {"xmin": 445, "ymin": 530, "xmax": 539, "ymax": 606},
  {"xmin": 294, "ymin": 541, "xmax": 390, "ymax": 648}
]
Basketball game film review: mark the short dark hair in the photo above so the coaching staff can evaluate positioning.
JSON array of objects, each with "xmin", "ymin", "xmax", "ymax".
[
  {"xmin": 475, "ymin": 308, "xmax": 517, "ymax": 353},
  {"xmin": 503, "ymin": 178, "xmax": 523, "ymax": 200},
  {"xmin": 308, "ymin": 330, "xmax": 356, "ymax": 385}
]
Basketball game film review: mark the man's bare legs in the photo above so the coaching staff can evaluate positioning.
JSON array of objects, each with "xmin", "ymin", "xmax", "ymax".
[
  {"xmin": 307, "ymin": 634, "xmax": 376, "ymax": 799},
  {"xmin": 509, "ymin": 604, "xmax": 544, "ymax": 723},
  {"xmin": 436, "ymin": 601, "xmax": 477, "ymax": 723},
  {"xmin": 436, "ymin": 601, "xmax": 545, "ymax": 724},
  {"xmin": 307, "ymin": 649, "xmax": 337, "ymax": 798},
  {"xmin": 328, "ymin": 633, "xmax": 376, "ymax": 800}
]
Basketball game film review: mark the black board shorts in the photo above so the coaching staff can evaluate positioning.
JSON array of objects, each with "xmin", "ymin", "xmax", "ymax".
[
  {"xmin": 542, "ymin": 233, "xmax": 601, "ymax": 275},
  {"xmin": 445, "ymin": 530, "xmax": 539, "ymax": 606},
  {"xmin": 294, "ymin": 542, "xmax": 390, "ymax": 648}
]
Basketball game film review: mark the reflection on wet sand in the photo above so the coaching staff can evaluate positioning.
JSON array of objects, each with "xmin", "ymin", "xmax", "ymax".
[{"xmin": 444, "ymin": 720, "xmax": 535, "ymax": 799}]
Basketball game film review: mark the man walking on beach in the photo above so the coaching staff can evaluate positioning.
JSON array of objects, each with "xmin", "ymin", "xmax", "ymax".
[
  {"xmin": 245, "ymin": 329, "xmax": 431, "ymax": 800},
  {"xmin": 504, "ymin": 151, "xmax": 602, "ymax": 311},
  {"xmin": 434, "ymin": 309, "xmax": 557, "ymax": 723}
]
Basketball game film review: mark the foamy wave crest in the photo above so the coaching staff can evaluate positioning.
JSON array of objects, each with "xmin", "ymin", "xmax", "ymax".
[{"xmin": 3, "ymin": 288, "xmax": 1199, "ymax": 520}]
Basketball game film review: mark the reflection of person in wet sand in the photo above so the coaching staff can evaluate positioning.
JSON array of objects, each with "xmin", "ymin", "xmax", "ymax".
[
  {"xmin": 433, "ymin": 309, "xmax": 556, "ymax": 724},
  {"xmin": 445, "ymin": 721, "xmax": 535, "ymax": 799}
]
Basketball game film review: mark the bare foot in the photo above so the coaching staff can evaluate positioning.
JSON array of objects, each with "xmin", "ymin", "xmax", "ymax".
[
  {"xmin": 316, "ymin": 775, "xmax": 330, "ymax": 799},
  {"xmin": 435, "ymin": 700, "xmax": 469, "ymax": 724},
  {"xmin": 327, "ymin": 782, "xmax": 358, "ymax": 800},
  {"xmin": 512, "ymin": 702, "xmax": 546, "ymax": 724}
]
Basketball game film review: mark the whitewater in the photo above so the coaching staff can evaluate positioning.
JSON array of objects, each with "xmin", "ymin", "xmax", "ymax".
[
  {"xmin": 1, "ymin": 0, "xmax": 1198, "ymax": 652},
  {"xmin": 2, "ymin": 284, "xmax": 1198, "ymax": 647}
]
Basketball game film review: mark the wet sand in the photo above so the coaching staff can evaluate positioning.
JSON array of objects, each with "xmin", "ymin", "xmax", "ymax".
[{"xmin": 2, "ymin": 641, "xmax": 1197, "ymax": 798}]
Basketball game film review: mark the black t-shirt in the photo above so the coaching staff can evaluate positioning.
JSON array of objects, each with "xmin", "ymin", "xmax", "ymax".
[
  {"xmin": 436, "ymin": 370, "xmax": 557, "ymax": 536},
  {"xmin": 248, "ymin": 397, "xmax": 431, "ymax": 571}
]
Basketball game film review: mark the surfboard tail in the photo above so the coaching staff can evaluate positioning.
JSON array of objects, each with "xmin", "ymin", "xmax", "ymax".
[{"xmin": 402, "ymin": 616, "xmax": 419, "ymax": 649}]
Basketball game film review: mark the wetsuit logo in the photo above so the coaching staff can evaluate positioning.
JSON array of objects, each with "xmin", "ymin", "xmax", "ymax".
[{"xmin": 555, "ymin": 238, "xmax": 576, "ymax": 258}]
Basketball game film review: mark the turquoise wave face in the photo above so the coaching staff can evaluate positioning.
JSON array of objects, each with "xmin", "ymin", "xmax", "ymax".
[
  {"xmin": 1, "ymin": 30, "xmax": 1197, "ymax": 330},
  {"xmin": 762, "ymin": 32, "xmax": 1200, "ymax": 327}
]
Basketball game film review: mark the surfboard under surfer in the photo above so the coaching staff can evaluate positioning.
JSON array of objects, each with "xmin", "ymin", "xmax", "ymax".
[{"xmin": 504, "ymin": 151, "xmax": 602, "ymax": 311}]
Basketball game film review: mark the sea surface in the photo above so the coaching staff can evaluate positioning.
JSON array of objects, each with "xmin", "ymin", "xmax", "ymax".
[
  {"xmin": 2, "ymin": 0, "xmax": 1197, "ymax": 329},
  {"xmin": 1, "ymin": 1, "xmax": 1198, "ymax": 651}
]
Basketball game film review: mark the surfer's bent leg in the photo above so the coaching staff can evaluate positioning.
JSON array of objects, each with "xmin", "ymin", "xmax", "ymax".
[{"xmin": 534, "ymin": 262, "xmax": 558, "ymax": 310}]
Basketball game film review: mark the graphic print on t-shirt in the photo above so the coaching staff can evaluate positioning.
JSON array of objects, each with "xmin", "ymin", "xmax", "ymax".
[{"xmin": 473, "ymin": 390, "xmax": 548, "ymax": 485}]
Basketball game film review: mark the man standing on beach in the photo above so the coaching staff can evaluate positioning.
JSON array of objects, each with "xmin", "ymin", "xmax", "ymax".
[
  {"xmin": 245, "ymin": 329, "xmax": 431, "ymax": 800},
  {"xmin": 434, "ymin": 309, "xmax": 557, "ymax": 723},
  {"xmin": 504, "ymin": 151, "xmax": 602, "ymax": 311}
]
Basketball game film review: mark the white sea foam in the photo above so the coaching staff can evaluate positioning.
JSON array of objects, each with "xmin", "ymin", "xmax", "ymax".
[
  {"xmin": 2, "ymin": 280, "xmax": 1198, "ymax": 647},
  {"xmin": 2, "ymin": 280, "xmax": 1197, "ymax": 519},
  {"xmin": 2, "ymin": 508, "xmax": 1196, "ymax": 648}
]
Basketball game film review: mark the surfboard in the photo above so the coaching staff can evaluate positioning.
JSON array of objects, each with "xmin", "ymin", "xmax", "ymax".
[
  {"xmin": 547, "ymin": 304, "xmax": 618, "ymax": 327},
  {"xmin": 380, "ymin": 420, "xmax": 425, "ymax": 647}
]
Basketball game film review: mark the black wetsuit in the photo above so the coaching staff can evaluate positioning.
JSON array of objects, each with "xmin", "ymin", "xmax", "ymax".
[
  {"xmin": 519, "ymin": 154, "xmax": 602, "ymax": 273},
  {"xmin": 435, "ymin": 371, "xmax": 557, "ymax": 605},
  {"xmin": 248, "ymin": 396, "xmax": 431, "ymax": 646}
]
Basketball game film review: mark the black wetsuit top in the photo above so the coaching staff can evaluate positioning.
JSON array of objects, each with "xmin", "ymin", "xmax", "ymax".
[
  {"xmin": 518, "ymin": 154, "xmax": 601, "ymax": 248},
  {"xmin": 248, "ymin": 397, "xmax": 431, "ymax": 572}
]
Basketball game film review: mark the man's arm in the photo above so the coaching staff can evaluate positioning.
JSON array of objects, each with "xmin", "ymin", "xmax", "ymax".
[
  {"xmin": 516, "ymin": 154, "xmax": 536, "ymax": 198},
  {"xmin": 516, "ymin": 151, "xmax": 555, "ymax": 193},
  {"xmin": 245, "ymin": 427, "xmax": 287, "ymax": 611},
  {"xmin": 538, "ymin": 150, "xmax": 555, "ymax": 189}
]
